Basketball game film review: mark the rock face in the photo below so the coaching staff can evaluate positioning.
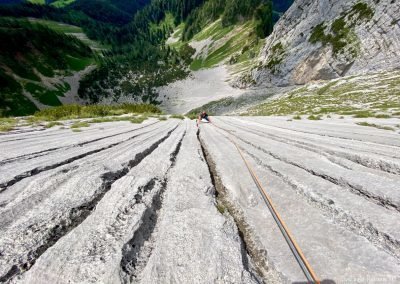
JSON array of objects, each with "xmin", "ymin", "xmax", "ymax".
[
  {"xmin": 249, "ymin": 0, "xmax": 400, "ymax": 87},
  {"xmin": 1, "ymin": 117, "xmax": 400, "ymax": 283},
  {"xmin": 200, "ymin": 116, "xmax": 400, "ymax": 283},
  {"xmin": 0, "ymin": 119, "xmax": 258, "ymax": 284}
]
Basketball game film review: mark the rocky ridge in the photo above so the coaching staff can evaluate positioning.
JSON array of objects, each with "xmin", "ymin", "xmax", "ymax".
[{"xmin": 237, "ymin": 0, "xmax": 400, "ymax": 87}]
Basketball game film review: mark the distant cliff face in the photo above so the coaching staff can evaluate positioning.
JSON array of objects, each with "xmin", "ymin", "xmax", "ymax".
[{"xmin": 245, "ymin": 0, "xmax": 400, "ymax": 87}]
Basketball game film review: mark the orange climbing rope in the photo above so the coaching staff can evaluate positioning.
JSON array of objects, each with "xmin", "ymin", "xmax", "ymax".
[{"xmin": 212, "ymin": 123, "xmax": 320, "ymax": 283}]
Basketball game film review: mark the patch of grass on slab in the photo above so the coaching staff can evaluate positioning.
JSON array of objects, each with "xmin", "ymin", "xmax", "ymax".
[
  {"xmin": 0, "ymin": 117, "xmax": 17, "ymax": 132},
  {"xmin": 353, "ymin": 111, "xmax": 376, "ymax": 118},
  {"xmin": 170, "ymin": 114, "xmax": 185, "ymax": 120},
  {"xmin": 130, "ymin": 117, "xmax": 147, "ymax": 124},
  {"xmin": 44, "ymin": 121, "xmax": 63, "ymax": 128},
  {"xmin": 356, "ymin": 122, "xmax": 394, "ymax": 131},
  {"xmin": 308, "ymin": 115, "xmax": 322, "ymax": 120},
  {"xmin": 70, "ymin": 121, "xmax": 90, "ymax": 128},
  {"xmin": 375, "ymin": 114, "xmax": 391, "ymax": 118},
  {"xmin": 34, "ymin": 103, "xmax": 161, "ymax": 121},
  {"xmin": 185, "ymin": 113, "xmax": 198, "ymax": 120}
]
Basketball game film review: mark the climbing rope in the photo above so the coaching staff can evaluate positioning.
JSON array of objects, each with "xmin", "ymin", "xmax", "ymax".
[{"xmin": 212, "ymin": 123, "xmax": 320, "ymax": 283}]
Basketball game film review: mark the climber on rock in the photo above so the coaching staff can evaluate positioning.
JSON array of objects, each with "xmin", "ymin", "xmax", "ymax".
[{"xmin": 197, "ymin": 110, "xmax": 211, "ymax": 126}]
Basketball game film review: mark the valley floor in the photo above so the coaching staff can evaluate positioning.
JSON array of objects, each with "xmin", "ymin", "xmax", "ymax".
[
  {"xmin": 0, "ymin": 116, "xmax": 399, "ymax": 283},
  {"xmin": 158, "ymin": 66, "xmax": 244, "ymax": 114}
]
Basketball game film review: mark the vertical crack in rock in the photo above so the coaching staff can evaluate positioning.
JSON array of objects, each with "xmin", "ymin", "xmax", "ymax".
[
  {"xmin": 197, "ymin": 129, "xmax": 282, "ymax": 283},
  {"xmin": 0, "ymin": 124, "xmax": 166, "ymax": 193},
  {"xmin": 119, "ymin": 178, "xmax": 165, "ymax": 283},
  {"xmin": 0, "ymin": 126, "xmax": 178, "ymax": 283},
  {"xmin": 169, "ymin": 131, "xmax": 184, "ymax": 166},
  {"xmin": 119, "ymin": 131, "xmax": 185, "ymax": 283}
]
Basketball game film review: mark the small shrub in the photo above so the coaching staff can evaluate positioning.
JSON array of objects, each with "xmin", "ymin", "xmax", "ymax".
[
  {"xmin": 88, "ymin": 118, "xmax": 114, "ymax": 123},
  {"xmin": 89, "ymin": 117, "xmax": 134, "ymax": 123},
  {"xmin": 353, "ymin": 111, "xmax": 375, "ymax": 118},
  {"xmin": 216, "ymin": 203, "xmax": 226, "ymax": 214},
  {"xmin": 130, "ymin": 117, "xmax": 146, "ymax": 124},
  {"xmin": 0, "ymin": 124, "xmax": 14, "ymax": 132},
  {"xmin": 293, "ymin": 115, "xmax": 302, "ymax": 120},
  {"xmin": 0, "ymin": 118, "xmax": 17, "ymax": 132},
  {"xmin": 45, "ymin": 121, "xmax": 63, "ymax": 128},
  {"xmin": 356, "ymin": 122, "xmax": 394, "ymax": 131},
  {"xmin": 308, "ymin": 115, "xmax": 322, "ymax": 120},
  {"xmin": 70, "ymin": 121, "xmax": 90, "ymax": 128},
  {"xmin": 170, "ymin": 114, "xmax": 185, "ymax": 120},
  {"xmin": 72, "ymin": 128, "xmax": 82, "ymax": 132},
  {"xmin": 309, "ymin": 23, "xmax": 327, "ymax": 44},
  {"xmin": 158, "ymin": 116, "xmax": 167, "ymax": 121},
  {"xmin": 186, "ymin": 113, "xmax": 198, "ymax": 120},
  {"xmin": 375, "ymin": 114, "xmax": 391, "ymax": 118},
  {"xmin": 351, "ymin": 2, "xmax": 374, "ymax": 21},
  {"xmin": 266, "ymin": 42, "xmax": 285, "ymax": 73},
  {"xmin": 357, "ymin": 122, "xmax": 370, "ymax": 127}
]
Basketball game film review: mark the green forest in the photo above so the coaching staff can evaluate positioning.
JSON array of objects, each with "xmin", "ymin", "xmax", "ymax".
[{"xmin": 0, "ymin": 0, "xmax": 294, "ymax": 116}]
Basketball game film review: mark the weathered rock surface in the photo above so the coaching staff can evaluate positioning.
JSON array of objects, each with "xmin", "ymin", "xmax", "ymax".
[
  {"xmin": 200, "ymin": 116, "xmax": 400, "ymax": 283},
  {"xmin": 244, "ymin": 0, "xmax": 400, "ymax": 87},
  {"xmin": 0, "ymin": 116, "xmax": 399, "ymax": 283},
  {"xmin": 0, "ymin": 119, "xmax": 257, "ymax": 284}
]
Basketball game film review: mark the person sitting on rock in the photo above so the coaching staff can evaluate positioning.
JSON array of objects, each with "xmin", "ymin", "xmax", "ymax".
[{"xmin": 197, "ymin": 111, "xmax": 211, "ymax": 125}]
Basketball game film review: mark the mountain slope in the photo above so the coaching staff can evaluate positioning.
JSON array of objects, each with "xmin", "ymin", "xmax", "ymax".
[
  {"xmin": 77, "ymin": 0, "xmax": 284, "ymax": 106},
  {"xmin": 243, "ymin": 0, "xmax": 400, "ymax": 87},
  {"xmin": 157, "ymin": 0, "xmax": 298, "ymax": 113},
  {"xmin": 0, "ymin": 18, "xmax": 94, "ymax": 116},
  {"xmin": 68, "ymin": 0, "xmax": 151, "ymax": 25},
  {"xmin": 0, "ymin": 0, "xmax": 294, "ymax": 116}
]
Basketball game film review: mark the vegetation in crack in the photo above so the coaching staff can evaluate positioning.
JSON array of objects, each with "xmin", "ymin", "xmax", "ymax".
[
  {"xmin": 309, "ymin": 1, "xmax": 374, "ymax": 57},
  {"xmin": 197, "ymin": 129, "xmax": 277, "ymax": 283},
  {"xmin": 266, "ymin": 42, "xmax": 285, "ymax": 74}
]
